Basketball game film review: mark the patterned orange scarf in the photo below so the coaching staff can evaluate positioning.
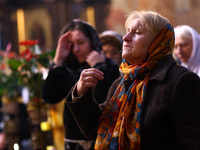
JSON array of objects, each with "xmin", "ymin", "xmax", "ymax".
[{"xmin": 95, "ymin": 24, "xmax": 174, "ymax": 150}]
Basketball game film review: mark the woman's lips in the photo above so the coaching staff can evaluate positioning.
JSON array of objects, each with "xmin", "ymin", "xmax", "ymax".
[{"xmin": 123, "ymin": 44, "xmax": 130, "ymax": 48}]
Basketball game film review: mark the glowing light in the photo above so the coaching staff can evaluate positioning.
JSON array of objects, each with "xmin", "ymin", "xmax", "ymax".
[
  {"xmin": 13, "ymin": 143, "xmax": 19, "ymax": 150},
  {"xmin": 16, "ymin": 9, "xmax": 25, "ymax": 53},
  {"xmin": 86, "ymin": 6, "xmax": 95, "ymax": 27}
]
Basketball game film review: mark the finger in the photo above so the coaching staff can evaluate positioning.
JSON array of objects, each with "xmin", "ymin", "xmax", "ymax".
[
  {"xmin": 58, "ymin": 32, "xmax": 72, "ymax": 50},
  {"xmin": 81, "ymin": 81, "xmax": 98, "ymax": 88},
  {"xmin": 67, "ymin": 42, "xmax": 72, "ymax": 50},
  {"xmin": 82, "ymin": 68, "xmax": 104, "ymax": 80},
  {"xmin": 89, "ymin": 50, "xmax": 99, "ymax": 56},
  {"xmin": 60, "ymin": 32, "xmax": 72, "ymax": 43},
  {"xmin": 82, "ymin": 73, "xmax": 103, "ymax": 82},
  {"xmin": 84, "ymin": 68, "xmax": 104, "ymax": 75},
  {"xmin": 77, "ymin": 76, "xmax": 98, "ymax": 95},
  {"xmin": 82, "ymin": 76, "xmax": 99, "ymax": 84},
  {"xmin": 62, "ymin": 31, "xmax": 72, "ymax": 39},
  {"xmin": 66, "ymin": 31, "xmax": 72, "ymax": 42}
]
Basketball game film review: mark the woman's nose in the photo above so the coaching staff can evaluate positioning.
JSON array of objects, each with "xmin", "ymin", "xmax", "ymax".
[
  {"xmin": 174, "ymin": 46, "xmax": 184, "ymax": 57},
  {"xmin": 73, "ymin": 44, "xmax": 79, "ymax": 52},
  {"xmin": 174, "ymin": 45, "xmax": 181, "ymax": 53},
  {"xmin": 105, "ymin": 52, "xmax": 111, "ymax": 58},
  {"xmin": 123, "ymin": 33, "xmax": 131, "ymax": 42}
]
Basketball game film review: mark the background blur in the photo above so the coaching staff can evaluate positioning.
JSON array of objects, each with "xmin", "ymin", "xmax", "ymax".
[{"xmin": 0, "ymin": 0, "xmax": 200, "ymax": 53}]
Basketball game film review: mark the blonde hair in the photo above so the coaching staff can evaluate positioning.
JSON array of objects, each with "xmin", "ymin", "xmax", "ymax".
[{"xmin": 125, "ymin": 11, "xmax": 170, "ymax": 36}]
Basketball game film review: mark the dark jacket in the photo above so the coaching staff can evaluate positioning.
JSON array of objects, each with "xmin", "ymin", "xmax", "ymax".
[
  {"xmin": 42, "ymin": 58, "xmax": 120, "ymax": 140},
  {"xmin": 66, "ymin": 55, "xmax": 200, "ymax": 149}
]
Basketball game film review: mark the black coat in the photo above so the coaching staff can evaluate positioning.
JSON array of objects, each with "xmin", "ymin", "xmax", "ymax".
[
  {"xmin": 42, "ymin": 58, "xmax": 120, "ymax": 140},
  {"xmin": 67, "ymin": 55, "xmax": 200, "ymax": 149}
]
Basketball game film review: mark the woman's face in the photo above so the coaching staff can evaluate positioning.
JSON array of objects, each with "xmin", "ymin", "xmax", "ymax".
[
  {"xmin": 122, "ymin": 18, "xmax": 154, "ymax": 64},
  {"xmin": 102, "ymin": 44, "xmax": 122, "ymax": 66},
  {"xmin": 71, "ymin": 30, "xmax": 92, "ymax": 63},
  {"xmin": 174, "ymin": 35, "xmax": 193, "ymax": 63}
]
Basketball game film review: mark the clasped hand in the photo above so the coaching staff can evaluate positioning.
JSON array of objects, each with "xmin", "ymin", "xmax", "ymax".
[
  {"xmin": 76, "ymin": 68, "xmax": 104, "ymax": 96},
  {"xmin": 86, "ymin": 51, "xmax": 105, "ymax": 67}
]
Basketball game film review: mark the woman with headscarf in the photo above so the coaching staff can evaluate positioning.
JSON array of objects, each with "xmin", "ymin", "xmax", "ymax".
[
  {"xmin": 174, "ymin": 25, "xmax": 200, "ymax": 77},
  {"xmin": 66, "ymin": 11, "xmax": 200, "ymax": 150},
  {"xmin": 42, "ymin": 19, "xmax": 120, "ymax": 150},
  {"xmin": 99, "ymin": 30, "xmax": 123, "ymax": 66}
]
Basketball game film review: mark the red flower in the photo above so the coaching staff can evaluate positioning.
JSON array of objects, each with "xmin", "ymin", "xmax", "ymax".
[
  {"xmin": 20, "ymin": 49, "xmax": 32, "ymax": 61},
  {"xmin": 0, "ymin": 64, "xmax": 5, "ymax": 70},
  {"xmin": 8, "ymin": 52, "xmax": 16, "ymax": 58},
  {"xmin": 19, "ymin": 40, "xmax": 38, "ymax": 46}
]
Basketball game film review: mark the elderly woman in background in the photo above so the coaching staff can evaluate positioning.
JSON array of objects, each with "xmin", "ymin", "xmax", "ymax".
[
  {"xmin": 99, "ymin": 30, "xmax": 123, "ymax": 66},
  {"xmin": 174, "ymin": 25, "xmax": 200, "ymax": 77},
  {"xmin": 66, "ymin": 11, "xmax": 200, "ymax": 150}
]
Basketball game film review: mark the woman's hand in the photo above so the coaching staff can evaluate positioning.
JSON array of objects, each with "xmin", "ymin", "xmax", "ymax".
[
  {"xmin": 86, "ymin": 51, "xmax": 105, "ymax": 67},
  {"xmin": 76, "ymin": 68, "xmax": 104, "ymax": 96},
  {"xmin": 53, "ymin": 32, "xmax": 72, "ymax": 66}
]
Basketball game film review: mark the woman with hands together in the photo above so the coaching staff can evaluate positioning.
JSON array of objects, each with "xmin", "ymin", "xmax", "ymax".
[
  {"xmin": 67, "ymin": 11, "xmax": 200, "ymax": 150},
  {"xmin": 42, "ymin": 19, "xmax": 120, "ymax": 150}
]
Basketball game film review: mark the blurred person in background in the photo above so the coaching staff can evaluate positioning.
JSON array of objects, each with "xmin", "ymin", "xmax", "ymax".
[
  {"xmin": 42, "ymin": 19, "xmax": 120, "ymax": 150},
  {"xmin": 174, "ymin": 25, "xmax": 200, "ymax": 77},
  {"xmin": 99, "ymin": 30, "xmax": 123, "ymax": 66},
  {"xmin": 66, "ymin": 11, "xmax": 200, "ymax": 150}
]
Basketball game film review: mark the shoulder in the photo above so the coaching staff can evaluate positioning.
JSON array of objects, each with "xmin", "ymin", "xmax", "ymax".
[
  {"xmin": 106, "ymin": 76, "xmax": 123, "ymax": 99},
  {"xmin": 150, "ymin": 55, "xmax": 193, "ymax": 82},
  {"xmin": 167, "ymin": 61, "xmax": 199, "ymax": 85},
  {"xmin": 110, "ymin": 75, "xmax": 123, "ymax": 88},
  {"xmin": 171, "ymin": 67, "xmax": 200, "ymax": 93},
  {"xmin": 148, "ymin": 55, "xmax": 200, "ymax": 100},
  {"xmin": 168, "ymin": 63, "xmax": 192, "ymax": 79},
  {"xmin": 149, "ymin": 55, "xmax": 200, "ymax": 102}
]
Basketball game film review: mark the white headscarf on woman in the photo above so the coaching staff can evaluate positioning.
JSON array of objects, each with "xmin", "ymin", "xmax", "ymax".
[{"xmin": 174, "ymin": 25, "xmax": 200, "ymax": 77}]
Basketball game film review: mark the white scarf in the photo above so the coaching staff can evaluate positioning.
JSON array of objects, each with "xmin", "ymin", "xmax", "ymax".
[{"xmin": 175, "ymin": 25, "xmax": 200, "ymax": 77}]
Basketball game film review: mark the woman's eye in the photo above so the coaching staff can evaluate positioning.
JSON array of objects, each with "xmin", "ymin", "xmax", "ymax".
[
  {"xmin": 78, "ymin": 41, "xmax": 85, "ymax": 45},
  {"xmin": 135, "ymin": 30, "xmax": 141, "ymax": 34}
]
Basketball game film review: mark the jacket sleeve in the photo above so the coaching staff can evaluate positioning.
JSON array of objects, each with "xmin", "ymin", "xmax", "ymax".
[
  {"xmin": 66, "ymin": 86, "xmax": 102, "ymax": 140},
  {"xmin": 66, "ymin": 76, "xmax": 122, "ymax": 140},
  {"xmin": 171, "ymin": 71, "xmax": 200, "ymax": 150}
]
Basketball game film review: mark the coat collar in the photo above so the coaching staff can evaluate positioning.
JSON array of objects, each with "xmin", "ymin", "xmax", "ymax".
[{"xmin": 149, "ymin": 55, "xmax": 177, "ymax": 82}]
